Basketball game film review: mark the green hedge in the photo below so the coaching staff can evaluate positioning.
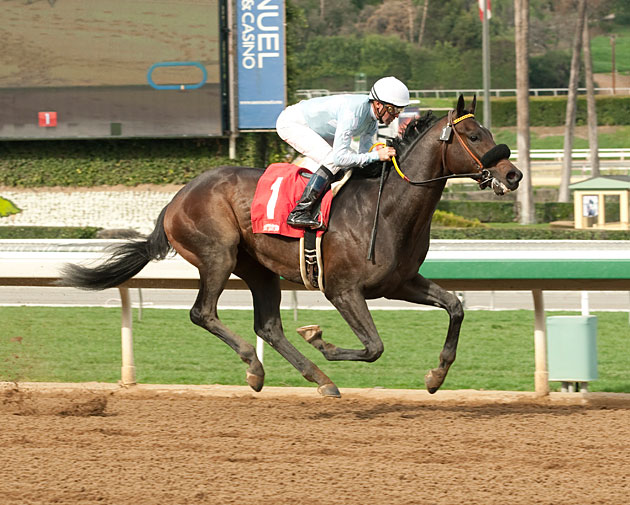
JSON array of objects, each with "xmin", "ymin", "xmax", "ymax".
[
  {"xmin": 535, "ymin": 202, "xmax": 574, "ymax": 222},
  {"xmin": 438, "ymin": 200, "xmax": 621, "ymax": 223},
  {"xmin": 432, "ymin": 227, "xmax": 630, "ymax": 240},
  {"xmin": 0, "ymin": 226, "xmax": 101, "ymax": 239},
  {"xmin": 0, "ymin": 134, "xmax": 288, "ymax": 188},
  {"xmin": 476, "ymin": 95, "xmax": 630, "ymax": 127},
  {"xmin": 437, "ymin": 201, "xmax": 516, "ymax": 222},
  {"xmin": 433, "ymin": 210, "xmax": 484, "ymax": 228}
]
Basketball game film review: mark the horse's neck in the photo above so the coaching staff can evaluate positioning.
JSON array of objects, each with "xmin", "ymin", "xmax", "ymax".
[{"xmin": 384, "ymin": 143, "xmax": 446, "ymax": 237}]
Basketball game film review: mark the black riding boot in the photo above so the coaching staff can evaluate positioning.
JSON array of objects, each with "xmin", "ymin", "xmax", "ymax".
[{"xmin": 287, "ymin": 166, "xmax": 333, "ymax": 229}]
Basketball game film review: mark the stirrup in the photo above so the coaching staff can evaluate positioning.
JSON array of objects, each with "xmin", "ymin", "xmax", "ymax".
[
  {"xmin": 287, "ymin": 215, "xmax": 319, "ymax": 229},
  {"xmin": 287, "ymin": 211, "xmax": 325, "ymax": 230}
]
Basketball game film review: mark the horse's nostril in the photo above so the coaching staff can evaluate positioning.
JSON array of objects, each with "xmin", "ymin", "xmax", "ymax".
[{"xmin": 507, "ymin": 169, "xmax": 523, "ymax": 183}]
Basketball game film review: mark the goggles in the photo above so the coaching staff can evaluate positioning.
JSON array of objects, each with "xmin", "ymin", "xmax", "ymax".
[{"xmin": 383, "ymin": 103, "xmax": 404, "ymax": 116}]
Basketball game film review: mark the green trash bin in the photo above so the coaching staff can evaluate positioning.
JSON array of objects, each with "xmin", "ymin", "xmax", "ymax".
[{"xmin": 547, "ymin": 315, "xmax": 598, "ymax": 392}]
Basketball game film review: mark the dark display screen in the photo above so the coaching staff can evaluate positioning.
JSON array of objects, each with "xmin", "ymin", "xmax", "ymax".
[{"xmin": 0, "ymin": 0, "xmax": 224, "ymax": 139}]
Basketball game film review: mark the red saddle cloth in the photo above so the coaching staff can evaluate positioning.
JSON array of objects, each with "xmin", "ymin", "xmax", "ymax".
[{"xmin": 251, "ymin": 163, "xmax": 333, "ymax": 238}]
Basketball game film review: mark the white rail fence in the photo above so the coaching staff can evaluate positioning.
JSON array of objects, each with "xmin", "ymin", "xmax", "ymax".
[
  {"xmin": 512, "ymin": 148, "xmax": 630, "ymax": 161},
  {"xmin": 2, "ymin": 239, "xmax": 630, "ymax": 395},
  {"xmin": 297, "ymin": 88, "xmax": 630, "ymax": 100}
]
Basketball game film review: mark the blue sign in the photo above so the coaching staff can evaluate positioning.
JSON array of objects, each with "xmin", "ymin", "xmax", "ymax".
[{"xmin": 236, "ymin": 0, "xmax": 286, "ymax": 130}]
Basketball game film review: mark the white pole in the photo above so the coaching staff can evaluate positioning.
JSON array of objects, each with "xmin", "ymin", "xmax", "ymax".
[
  {"xmin": 581, "ymin": 291, "xmax": 590, "ymax": 316},
  {"xmin": 118, "ymin": 287, "xmax": 136, "ymax": 385},
  {"xmin": 532, "ymin": 289, "xmax": 549, "ymax": 395},
  {"xmin": 137, "ymin": 287, "xmax": 143, "ymax": 321},
  {"xmin": 292, "ymin": 290, "xmax": 298, "ymax": 321}
]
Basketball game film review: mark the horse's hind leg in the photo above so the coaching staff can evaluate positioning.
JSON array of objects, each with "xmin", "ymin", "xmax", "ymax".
[
  {"xmin": 190, "ymin": 273, "xmax": 265, "ymax": 392},
  {"xmin": 302, "ymin": 288, "xmax": 385, "ymax": 362},
  {"xmin": 241, "ymin": 265, "xmax": 341, "ymax": 397},
  {"xmin": 389, "ymin": 274, "xmax": 464, "ymax": 393}
]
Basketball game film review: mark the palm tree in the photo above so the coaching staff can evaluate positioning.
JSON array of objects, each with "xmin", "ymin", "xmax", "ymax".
[
  {"xmin": 583, "ymin": 8, "xmax": 600, "ymax": 177},
  {"xmin": 418, "ymin": 0, "xmax": 429, "ymax": 47},
  {"xmin": 559, "ymin": 0, "xmax": 587, "ymax": 202}
]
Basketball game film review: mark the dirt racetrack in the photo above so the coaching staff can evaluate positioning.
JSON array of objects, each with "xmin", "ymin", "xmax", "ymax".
[{"xmin": 1, "ymin": 383, "xmax": 629, "ymax": 505}]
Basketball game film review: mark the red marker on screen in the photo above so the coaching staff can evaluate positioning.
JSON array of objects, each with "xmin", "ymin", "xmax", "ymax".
[{"xmin": 38, "ymin": 112, "xmax": 57, "ymax": 127}]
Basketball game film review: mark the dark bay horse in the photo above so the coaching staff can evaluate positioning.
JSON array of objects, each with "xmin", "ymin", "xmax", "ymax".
[{"xmin": 60, "ymin": 96, "xmax": 522, "ymax": 397}]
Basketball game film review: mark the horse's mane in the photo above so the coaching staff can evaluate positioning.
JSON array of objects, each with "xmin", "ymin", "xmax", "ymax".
[
  {"xmin": 391, "ymin": 110, "xmax": 440, "ymax": 159},
  {"xmin": 353, "ymin": 110, "xmax": 441, "ymax": 179}
]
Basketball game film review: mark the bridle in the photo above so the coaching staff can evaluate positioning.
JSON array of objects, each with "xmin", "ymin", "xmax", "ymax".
[
  {"xmin": 367, "ymin": 109, "xmax": 510, "ymax": 261},
  {"xmin": 441, "ymin": 112, "xmax": 483, "ymax": 175},
  {"xmin": 388, "ymin": 110, "xmax": 510, "ymax": 189}
]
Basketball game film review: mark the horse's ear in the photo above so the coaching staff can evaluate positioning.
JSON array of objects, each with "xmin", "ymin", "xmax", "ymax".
[
  {"xmin": 456, "ymin": 95, "xmax": 465, "ymax": 117},
  {"xmin": 471, "ymin": 95, "xmax": 477, "ymax": 115}
]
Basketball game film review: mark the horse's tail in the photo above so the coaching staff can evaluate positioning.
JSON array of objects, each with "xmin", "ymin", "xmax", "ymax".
[{"xmin": 58, "ymin": 205, "xmax": 173, "ymax": 290}]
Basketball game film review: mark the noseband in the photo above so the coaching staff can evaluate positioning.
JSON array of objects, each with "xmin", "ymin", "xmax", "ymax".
[{"xmin": 392, "ymin": 110, "xmax": 510, "ymax": 188}]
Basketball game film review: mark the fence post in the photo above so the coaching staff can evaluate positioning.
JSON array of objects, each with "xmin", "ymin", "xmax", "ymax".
[
  {"xmin": 532, "ymin": 289, "xmax": 549, "ymax": 395},
  {"xmin": 119, "ymin": 286, "xmax": 136, "ymax": 385}
]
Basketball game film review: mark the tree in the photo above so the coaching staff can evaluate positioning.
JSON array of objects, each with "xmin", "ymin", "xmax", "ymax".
[
  {"xmin": 515, "ymin": 0, "xmax": 534, "ymax": 224},
  {"xmin": 558, "ymin": 0, "xmax": 587, "ymax": 203},
  {"xmin": 359, "ymin": 34, "xmax": 413, "ymax": 82},
  {"xmin": 418, "ymin": 0, "xmax": 429, "ymax": 47},
  {"xmin": 285, "ymin": 0, "xmax": 309, "ymax": 102},
  {"xmin": 419, "ymin": 0, "xmax": 481, "ymax": 49},
  {"xmin": 528, "ymin": 51, "xmax": 573, "ymax": 88},
  {"xmin": 360, "ymin": 0, "xmax": 418, "ymax": 43},
  {"xmin": 582, "ymin": 8, "xmax": 600, "ymax": 177}
]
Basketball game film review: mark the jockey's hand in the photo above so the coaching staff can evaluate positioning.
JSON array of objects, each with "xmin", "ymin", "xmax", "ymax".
[{"xmin": 377, "ymin": 145, "xmax": 397, "ymax": 161}]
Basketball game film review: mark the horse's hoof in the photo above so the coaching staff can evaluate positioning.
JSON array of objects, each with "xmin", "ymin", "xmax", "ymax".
[
  {"xmin": 317, "ymin": 383, "xmax": 341, "ymax": 398},
  {"xmin": 297, "ymin": 325, "xmax": 322, "ymax": 343},
  {"xmin": 424, "ymin": 369, "xmax": 445, "ymax": 394},
  {"xmin": 246, "ymin": 371, "xmax": 264, "ymax": 392}
]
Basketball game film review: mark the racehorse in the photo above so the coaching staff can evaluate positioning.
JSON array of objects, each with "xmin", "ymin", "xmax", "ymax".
[{"xmin": 60, "ymin": 96, "xmax": 522, "ymax": 397}]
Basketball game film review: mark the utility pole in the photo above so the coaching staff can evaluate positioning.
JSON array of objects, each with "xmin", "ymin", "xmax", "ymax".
[
  {"xmin": 482, "ymin": 0, "xmax": 491, "ymax": 129},
  {"xmin": 515, "ymin": 0, "xmax": 533, "ymax": 224}
]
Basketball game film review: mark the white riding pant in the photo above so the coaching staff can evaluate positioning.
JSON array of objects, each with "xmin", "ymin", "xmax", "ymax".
[{"xmin": 276, "ymin": 104, "xmax": 340, "ymax": 174}]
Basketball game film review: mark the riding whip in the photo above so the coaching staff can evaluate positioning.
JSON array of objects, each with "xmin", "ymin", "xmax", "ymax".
[{"xmin": 367, "ymin": 160, "xmax": 388, "ymax": 262}]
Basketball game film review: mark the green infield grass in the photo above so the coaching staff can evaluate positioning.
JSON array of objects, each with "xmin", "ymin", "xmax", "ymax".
[
  {"xmin": 493, "ymin": 125, "xmax": 630, "ymax": 150},
  {"xmin": 1, "ymin": 307, "xmax": 628, "ymax": 393}
]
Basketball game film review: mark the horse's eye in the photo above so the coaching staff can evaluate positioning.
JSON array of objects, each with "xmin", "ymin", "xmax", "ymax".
[{"xmin": 469, "ymin": 135, "xmax": 479, "ymax": 142}]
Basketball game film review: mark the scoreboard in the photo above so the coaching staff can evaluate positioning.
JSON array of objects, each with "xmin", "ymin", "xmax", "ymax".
[{"xmin": 0, "ymin": 0, "xmax": 285, "ymax": 139}]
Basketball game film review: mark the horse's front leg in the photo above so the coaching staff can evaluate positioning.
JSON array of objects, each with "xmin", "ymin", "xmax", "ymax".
[
  {"xmin": 300, "ymin": 288, "xmax": 384, "ymax": 362},
  {"xmin": 389, "ymin": 274, "xmax": 464, "ymax": 393}
]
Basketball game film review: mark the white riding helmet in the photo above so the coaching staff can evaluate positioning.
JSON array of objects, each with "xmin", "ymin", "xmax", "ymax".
[{"xmin": 368, "ymin": 76, "xmax": 410, "ymax": 107}]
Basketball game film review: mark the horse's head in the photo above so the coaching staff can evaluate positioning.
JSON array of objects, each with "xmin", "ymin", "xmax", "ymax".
[{"xmin": 441, "ymin": 95, "xmax": 522, "ymax": 195}]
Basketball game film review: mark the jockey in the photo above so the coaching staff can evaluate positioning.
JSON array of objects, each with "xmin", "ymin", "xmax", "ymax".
[{"xmin": 276, "ymin": 76, "xmax": 410, "ymax": 229}]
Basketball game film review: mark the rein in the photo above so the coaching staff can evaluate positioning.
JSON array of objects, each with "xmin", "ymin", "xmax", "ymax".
[{"xmin": 382, "ymin": 110, "xmax": 503, "ymax": 188}]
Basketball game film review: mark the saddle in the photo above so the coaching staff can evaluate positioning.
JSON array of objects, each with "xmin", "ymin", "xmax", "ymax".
[{"xmin": 251, "ymin": 163, "xmax": 352, "ymax": 291}]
